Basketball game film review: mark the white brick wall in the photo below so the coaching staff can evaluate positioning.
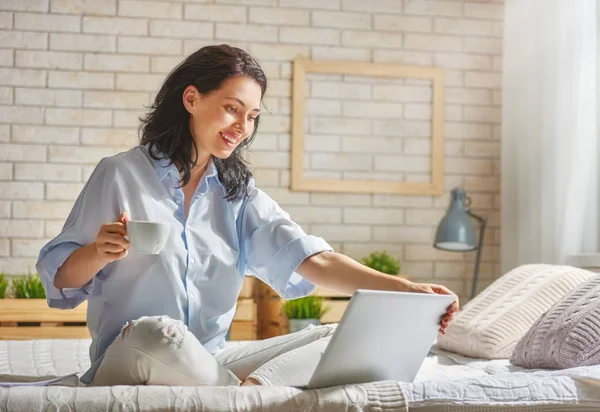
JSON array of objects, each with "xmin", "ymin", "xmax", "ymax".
[{"xmin": 0, "ymin": 0, "xmax": 503, "ymax": 302}]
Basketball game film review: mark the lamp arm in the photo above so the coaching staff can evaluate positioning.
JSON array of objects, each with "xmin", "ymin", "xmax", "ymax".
[{"xmin": 467, "ymin": 211, "xmax": 487, "ymax": 300}]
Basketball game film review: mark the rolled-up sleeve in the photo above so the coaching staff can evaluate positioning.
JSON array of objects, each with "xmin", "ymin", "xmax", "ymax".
[
  {"xmin": 36, "ymin": 159, "xmax": 119, "ymax": 309},
  {"xmin": 240, "ymin": 182, "xmax": 333, "ymax": 299}
]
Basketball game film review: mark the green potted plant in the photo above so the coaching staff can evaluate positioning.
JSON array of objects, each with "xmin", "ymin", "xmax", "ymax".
[
  {"xmin": 0, "ymin": 272, "xmax": 89, "ymax": 339},
  {"xmin": 0, "ymin": 273, "xmax": 8, "ymax": 298},
  {"xmin": 283, "ymin": 295, "xmax": 329, "ymax": 333},
  {"xmin": 12, "ymin": 273, "xmax": 46, "ymax": 299},
  {"xmin": 360, "ymin": 250, "xmax": 401, "ymax": 275}
]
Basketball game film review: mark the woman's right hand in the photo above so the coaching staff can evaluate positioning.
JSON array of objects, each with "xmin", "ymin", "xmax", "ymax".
[{"xmin": 94, "ymin": 212, "xmax": 131, "ymax": 263}]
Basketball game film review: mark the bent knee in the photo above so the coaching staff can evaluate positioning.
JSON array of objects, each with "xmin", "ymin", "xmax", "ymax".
[{"xmin": 120, "ymin": 316, "xmax": 188, "ymax": 351}]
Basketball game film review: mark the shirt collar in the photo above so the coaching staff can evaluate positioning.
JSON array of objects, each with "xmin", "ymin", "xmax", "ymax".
[
  {"xmin": 202, "ymin": 157, "xmax": 219, "ymax": 185},
  {"xmin": 143, "ymin": 144, "xmax": 220, "ymax": 186}
]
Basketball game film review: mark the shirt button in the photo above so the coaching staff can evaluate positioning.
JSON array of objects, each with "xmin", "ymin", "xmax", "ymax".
[
  {"xmin": 190, "ymin": 258, "xmax": 195, "ymax": 264},
  {"xmin": 189, "ymin": 292, "xmax": 195, "ymax": 299},
  {"xmin": 175, "ymin": 199, "xmax": 182, "ymax": 205}
]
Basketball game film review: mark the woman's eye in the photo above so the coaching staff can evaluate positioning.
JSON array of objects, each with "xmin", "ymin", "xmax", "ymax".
[
  {"xmin": 248, "ymin": 116, "xmax": 256, "ymax": 122},
  {"xmin": 226, "ymin": 106, "xmax": 236, "ymax": 113}
]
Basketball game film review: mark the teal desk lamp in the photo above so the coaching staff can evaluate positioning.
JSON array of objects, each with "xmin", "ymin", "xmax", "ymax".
[{"xmin": 434, "ymin": 188, "xmax": 487, "ymax": 300}]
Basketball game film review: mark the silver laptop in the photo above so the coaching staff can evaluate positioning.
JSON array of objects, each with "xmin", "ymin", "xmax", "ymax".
[{"xmin": 303, "ymin": 289, "xmax": 456, "ymax": 389}]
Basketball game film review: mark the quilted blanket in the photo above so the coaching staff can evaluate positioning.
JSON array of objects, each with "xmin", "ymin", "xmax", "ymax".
[
  {"xmin": 3, "ymin": 340, "xmax": 600, "ymax": 411},
  {"xmin": 0, "ymin": 339, "xmax": 406, "ymax": 411}
]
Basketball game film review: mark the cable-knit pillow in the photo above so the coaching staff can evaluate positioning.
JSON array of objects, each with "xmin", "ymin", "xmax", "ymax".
[
  {"xmin": 437, "ymin": 264, "xmax": 596, "ymax": 359},
  {"xmin": 511, "ymin": 274, "xmax": 600, "ymax": 368}
]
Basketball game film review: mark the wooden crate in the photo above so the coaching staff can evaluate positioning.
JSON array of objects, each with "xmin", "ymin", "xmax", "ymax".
[
  {"xmin": 256, "ymin": 276, "xmax": 411, "ymax": 338},
  {"xmin": 256, "ymin": 284, "xmax": 348, "ymax": 338},
  {"xmin": 256, "ymin": 280, "xmax": 286, "ymax": 339},
  {"xmin": 0, "ymin": 299, "xmax": 89, "ymax": 340},
  {"xmin": 231, "ymin": 277, "xmax": 257, "ymax": 340},
  {"xmin": 0, "ymin": 277, "xmax": 257, "ymax": 340}
]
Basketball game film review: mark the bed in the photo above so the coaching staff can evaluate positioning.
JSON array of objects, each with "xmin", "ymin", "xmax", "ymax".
[{"xmin": 2, "ymin": 339, "xmax": 600, "ymax": 411}]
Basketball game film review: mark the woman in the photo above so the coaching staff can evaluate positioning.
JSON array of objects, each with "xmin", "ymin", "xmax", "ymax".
[{"xmin": 36, "ymin": 44, "xmax": 458, "ymax": 387}]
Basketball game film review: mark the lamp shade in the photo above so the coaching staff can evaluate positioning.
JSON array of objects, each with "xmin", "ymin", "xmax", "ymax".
[{"xmin": 434, "ymin": 188, "xmax": 477, "ymax": 251}]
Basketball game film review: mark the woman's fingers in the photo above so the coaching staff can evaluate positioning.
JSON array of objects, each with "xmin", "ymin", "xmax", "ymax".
[
  {"xmin": 428, "ymin": 284, "xmax": 460, "ymax": 312},
  {"xmin": 104, "ymin": 249, "xmax": 128, "ymax": 260},
  {"xmin": 415, "ymin": 283, "xmax": 459, "ymax": 333},
  {"xmin": 98, "ymin": 242, "xmax": 127, "ymax": 254},
  {"xmin": 99, "ymin": 233, "xmax": 130, "ymax": 249},
  {"xmin": 102, "ymin": 222, "xmax": 127, "ymax": 235},
  {"xmin": 94, "ymin": 214, "xmax": 131, "ymax": 264},
  {"xmin": 439, "ymin": 311, "xmax": 456, "ymax": 334},
  {"xmin": 448, "ymin": 299, "xmax": 460, "ymax": 313},
  {"xmin": 432, "ymin": 285, "xmax": 452, "ymax": 295},
  {"xmin": 118, "ymin": 211, "xmax": 130, "ymax": 224}
]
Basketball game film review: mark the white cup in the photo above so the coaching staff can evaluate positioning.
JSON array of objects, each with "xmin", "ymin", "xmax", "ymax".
[{"xmin": 126, "ymin": 220, "xmax": 171, "ymax": 255}]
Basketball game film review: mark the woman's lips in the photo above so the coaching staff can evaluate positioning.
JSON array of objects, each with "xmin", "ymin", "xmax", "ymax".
[{"xmin": 220, "ymin": 132, "xmax": 238, "ymax": 148}]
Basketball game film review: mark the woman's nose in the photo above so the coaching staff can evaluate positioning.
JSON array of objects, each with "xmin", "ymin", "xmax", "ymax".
[{"xmin": 235, "ymin": 118, "xmax": 249, "ymax": 136}]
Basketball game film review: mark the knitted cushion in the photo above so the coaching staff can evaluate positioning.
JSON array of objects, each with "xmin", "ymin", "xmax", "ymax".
[
  {"xmin": 511, "ymin": 274, "xmax": 600, "ymax": 369},
  {"xmin": 437, "ymin": 264, "xmax": 596, "ymax": 359}
]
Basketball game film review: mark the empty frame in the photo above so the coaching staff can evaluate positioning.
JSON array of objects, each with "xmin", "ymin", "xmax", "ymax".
[{"xmin": 291, "ymin": 58, "xmax": 445, "ymax": 196}]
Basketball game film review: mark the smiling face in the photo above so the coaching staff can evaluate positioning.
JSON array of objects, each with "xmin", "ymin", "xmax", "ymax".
[{"xmin": 182, "ymin": 75, "xmax": 262, "ymax": 164}]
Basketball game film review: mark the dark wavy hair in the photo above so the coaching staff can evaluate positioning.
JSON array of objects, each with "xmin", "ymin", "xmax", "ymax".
[{"xmin": 139, "ymin": 44, "xmax": 267, "ymax": 202}]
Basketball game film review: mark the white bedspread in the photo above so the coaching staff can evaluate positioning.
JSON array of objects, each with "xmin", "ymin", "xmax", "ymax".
[
  {"xmin": 404, "ymin": 345, "xmax": 600, "ymax": 410},
  {"xmin": 2, "ymin": 339, "xmax": 600, "ymax": 411},
  {"xmin": 0, "ymin": 339, "xmax": 405, "ymax": 412}
]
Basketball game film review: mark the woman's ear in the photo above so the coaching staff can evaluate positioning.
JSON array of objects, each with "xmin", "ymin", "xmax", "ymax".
[{"xmin": 182, "ymin": 85, "xmax": 199, "ymax": 114}]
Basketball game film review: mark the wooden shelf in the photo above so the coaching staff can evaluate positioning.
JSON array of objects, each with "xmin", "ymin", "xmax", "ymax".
[
  {"xmin": 0, "ymin": 277, "xmax": 258, "ymax": 340},
  {"xmin": 0, "ymin": 326, "xmax": 90, "ymax": 340},
  {"xmin": 313, "ymin": 288, "xmax": 349, "ymax": 298},
  {"xmin": 321, "ymin": 300, "xmax": 349, "ymax": 324},
  {"xmin": 314, "ymin": 275, "xmax": 410, "ymax": 298},
  {"xmin": 256, "ymin": 276, "xmax": 412, "ymax": 337},
  {"xmin": 0, "ymin": 299, "xmax": 87, "ymax": 323}
]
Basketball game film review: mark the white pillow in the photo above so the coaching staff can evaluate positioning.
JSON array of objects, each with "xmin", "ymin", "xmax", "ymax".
[{"xmin": 437, "ymin": 264, "xmax": 596, "ymax": 359}]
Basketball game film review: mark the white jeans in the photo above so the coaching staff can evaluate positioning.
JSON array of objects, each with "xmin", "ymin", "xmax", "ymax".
[{"xmin": 89, "ymin": 315, "xmax": 336, "ymax": 387}]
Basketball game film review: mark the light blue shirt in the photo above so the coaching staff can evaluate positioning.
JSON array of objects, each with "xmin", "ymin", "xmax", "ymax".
[{"xmin": 36, "ymin": 145, "xmax": 332, "ymax": 384}]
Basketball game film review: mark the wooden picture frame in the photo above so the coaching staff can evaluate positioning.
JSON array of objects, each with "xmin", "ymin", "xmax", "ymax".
[{"xmin": 291, "ymin": 58, "xmax": 445, "ymax": 196}]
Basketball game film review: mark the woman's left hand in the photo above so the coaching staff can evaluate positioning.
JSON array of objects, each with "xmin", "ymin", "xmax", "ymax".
[{"xmin": 407, "ymin": 282, "xmax": 459, "ymax": 335}]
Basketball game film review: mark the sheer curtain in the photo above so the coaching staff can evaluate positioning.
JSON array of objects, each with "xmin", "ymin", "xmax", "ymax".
[{"xmin": 501, "ymin": 0, "xmax": 598, "ymax": 272}]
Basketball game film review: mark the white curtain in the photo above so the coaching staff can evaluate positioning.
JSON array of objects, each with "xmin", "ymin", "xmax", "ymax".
[{"xmin": 501, "ymin": 0, "xmax": 598, "ymax": 271}]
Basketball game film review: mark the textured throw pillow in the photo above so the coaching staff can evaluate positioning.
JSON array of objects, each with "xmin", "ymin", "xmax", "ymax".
[
  {"xmin": 511, "ymin": 274, "xmax": 600, "ymax": 369},
  {"xmin": 437, "ymin": 264, "xmax": 596, "ymax": 359}
]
